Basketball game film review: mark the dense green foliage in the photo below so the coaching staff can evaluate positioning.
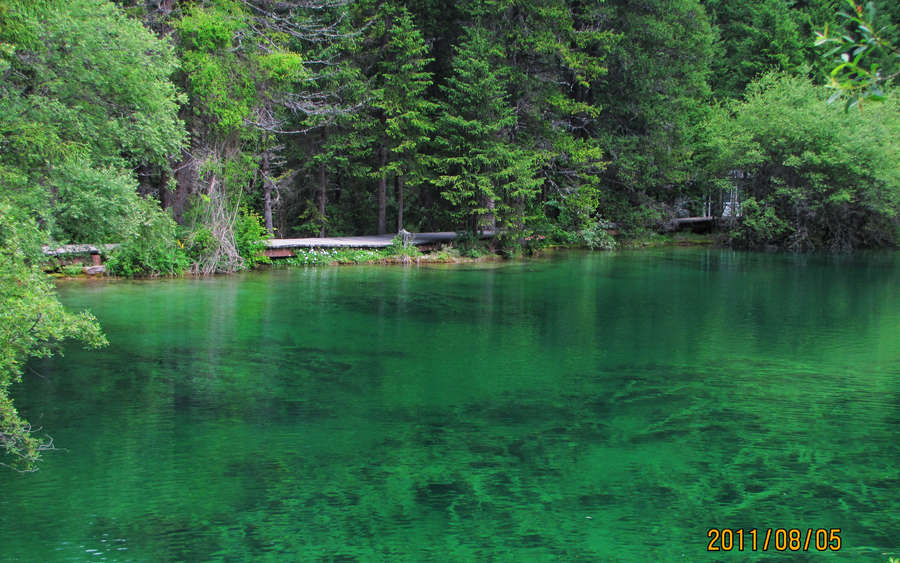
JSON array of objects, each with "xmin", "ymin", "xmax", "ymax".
[
  {"xmin": 433, "ymin": 26, "xmax": 541, "ymax": 239},
  {"xmin": 815, "ymin": 0, "xmax": 900, "ymax": 109},
  {"xmin": 706, "ymin": 0, "xmax": 821, "ymax": 99},
  {"xmin": 105, "ymin": 199, "xmax": 190, "ymax": 277},
  {"xmin": 592, "ymin": 0, "xmax": 715, "ymax": 231},
  {"xmin": 704, "ymin": 73, "xmax": 900, "ymax": 250},
  {"xmin": 1, "ymin": 0, "xmax": 897, "ymax": 262},
  {"xmin": 0, "ymin": 0, "xmax": 187, "ymax": 272}
]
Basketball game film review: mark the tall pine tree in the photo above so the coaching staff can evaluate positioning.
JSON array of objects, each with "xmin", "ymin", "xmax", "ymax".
[
  {"xmin": 372, "ymin": 5, "xmax": 436, "ymax": 233},
  {"xmin": 433, "ymin": 26, "xmax": 543, "ymax": 240}
]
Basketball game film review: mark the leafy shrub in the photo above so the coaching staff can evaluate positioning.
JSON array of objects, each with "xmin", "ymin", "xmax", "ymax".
[
  {"xmin": 579, "ymin": 218, "xmax": 617, "ymax": 250},
  {"xmin": 179, "ymin": 196, "xmax": 269, "ymax": 274},
  {"xmin": 50, "ymin": 160, "xmax": 144, "ymax": 243},
  {"xmin": 105, "ymin": 199, "xmax": 189, "ymax": 276},
  {"xmin": 61, "ymin": 264, "xmax": 86, "ymax": 277},
  {"xmin": 733, "ymin": 197, "xmax": 790, "ymax": 248},
  {"xmin": 452, "ymin": 231, "xmax": 494, "ymax": 257},
  {"xmin": 284, "ymin": 248, "xmax": 387, "ymax": 266},
  {"xmin": 180, "ymin": 224, "xmax": 215, "ymax": 266},
  {"xmin": 387, "ymin": 235, "xmax": 421, "ymax": 258},
  {"xmin": 234, "ymin": 207, "xmax": 270, "ymax": 267},
  {"xmin": 333, "ymin": 249, "xmax": 389, "ymax": 263},
  {"xmin": 705, "ymin": 72, "xmax": 900, "ymax": 251},
  {"xmin": 431, "ymin": 247, "xmax": 462, "ymax": 261}
]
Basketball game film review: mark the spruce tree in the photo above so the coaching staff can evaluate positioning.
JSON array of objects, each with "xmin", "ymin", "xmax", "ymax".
[
  {"xmin": 591, "ymin": 0, "xmax": 717, "ymax": 230},
  {"xmin": 372, "ymin": 5, "xmax": 436, "ymax": 233},
  {"xmin": 475, "ymin": 0, "xmax": 614, "ymax": 242},
  {"xmin": 434, "ymin": 26, "xmax": 543, "ymax": 239},
  {"xmin": 705, "ymin": 0, "xmax": 808, "ymax": 99}
]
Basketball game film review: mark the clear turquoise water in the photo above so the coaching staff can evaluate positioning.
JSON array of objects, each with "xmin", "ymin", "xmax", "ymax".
[{"xmin": 1, "ymin": 249, "xmax": 897, "ymax": 562}]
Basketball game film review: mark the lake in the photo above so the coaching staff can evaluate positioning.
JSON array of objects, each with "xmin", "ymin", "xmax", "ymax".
[{"xmin": 1, "ymin": 249, "xmax": 897, "ymax": 561}]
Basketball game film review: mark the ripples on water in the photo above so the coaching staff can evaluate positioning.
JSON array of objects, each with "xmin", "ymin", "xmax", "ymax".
[{"xmin": 1, "ymin": 249, "xmax": 897, "ymax": 561}]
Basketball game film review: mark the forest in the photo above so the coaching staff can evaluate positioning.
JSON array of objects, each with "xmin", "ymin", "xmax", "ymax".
[{"xmin": 1, "ymin": 0, "xmax": 899, "ymax": 468}]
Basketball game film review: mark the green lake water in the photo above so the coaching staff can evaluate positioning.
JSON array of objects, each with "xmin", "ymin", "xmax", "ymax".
[{"xmin": 1, "ymin": 248, "xmax": 898, "ymax": 562}]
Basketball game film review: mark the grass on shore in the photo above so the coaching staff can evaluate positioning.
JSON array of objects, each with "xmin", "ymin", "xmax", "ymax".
[
  {"xmin": 278, "ymin": 232, "xmax": 717, "ymax": 267},
  {"xmin": 616, "ymin": 232, "xmax": 716, "ymax": 248},
  {"xmin": 49, "ymin": 232, "xmax": 719, "ymax": 277},
  {"xmin": 277, "ymin": 245, "xmax": 499, "ymax": 266}
]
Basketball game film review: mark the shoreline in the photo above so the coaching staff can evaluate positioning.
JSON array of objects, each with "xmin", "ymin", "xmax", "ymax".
[{"xmin": 47, "ymin": 233, "xmax": 718, "ymax": 281}]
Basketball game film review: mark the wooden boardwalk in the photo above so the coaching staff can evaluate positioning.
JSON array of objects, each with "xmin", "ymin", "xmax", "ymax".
[
  {"xmin": 264, "ymin": 231, "xmax": 493, "ymax": 257},
  {"xmin": 42, "ymin": 232, "xmax": 492, "ymax": 256},
  {"xmin": 674, "ymin": 216, "xmax": 715, "ymax": 225},
  {"xmin": 265, "ymin": 232, "xmax": 471, "ymax": 250},
  {"xmin": 41, "ymin": 231, "xmax": 490, "ymax": 270},
  {"xmin": 42, "ymin": 243, "xmax": 120, "ymax": 256}
]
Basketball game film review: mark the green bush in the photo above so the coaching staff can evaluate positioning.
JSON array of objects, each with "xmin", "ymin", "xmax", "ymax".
[
  {"xmin": 431, "ymin": 247, "xmax": 462, "ymax": 261},
  {"xmin": 387, "ymin": 235, "xmax": 422, "ymax": 258},
  {"xmin": 180, "ymin": 224, "xmax": 215, "ymax": 266},
  {"xmin": 178, "ymin": 196, "xmax": 270, "ymax": 274},
  {"xmin": 61, "ymin": 264, "xmax": 86, "ymax": 277},
  {"xmin": 50, "ymin": 160, "xmax": 144, "ymax": 243},
  {"xmin": 284, "ymin": 248, "xmax": 387, "ymax": 266},
  {"xmin": 579, "ymin": 218, "xmax": 617, "ymax": 250},
  {"xmin": 705, "ymin": 72, "xmax": 900, "ymax": 251},
  {"xmin": 234, "ymin": 207, "xmax": 270, "ymax": 267},
  {"xmin": 735, "ymin": 197, "xmax": 790, "ymax": 248},
  {"xmin": 452, "ymin": 231, "xmax": 494, "ymax": 257},
  {"xmin": 105, "ymin": 199, "xmax": 189, "ymax": 276}
]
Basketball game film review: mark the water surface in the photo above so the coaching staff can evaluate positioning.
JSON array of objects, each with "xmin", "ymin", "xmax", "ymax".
[{"xmin": 1, "ymin": 249, "xmax": 898, "ymax": 561}]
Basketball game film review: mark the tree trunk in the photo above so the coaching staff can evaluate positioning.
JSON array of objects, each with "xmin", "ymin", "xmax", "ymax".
[
  {"xmin": 395, "ymin": 174, "xmax": 404, "ymax": 232},
  {"xmin": 319, "ymin": 129, "xmax": 328, "ymax": 237},
  {"xmin": 377, "ymin": 14, "xmax": 391, "ymax": 236},
  {"xmin": 168, "ymin": 107, "xmax": 196, "ymax": 224},
  {"xmin": 482, "ymin": 195, "xmax": 497, "ymax": 232},
  {"xmin": 335, "ymin": 171, "xmax": 342, "ymax": 203},
  {"xmin": 318, "ymin": 162, "xmax": 327, "ymax": 237},
  {"xmin": 171, "ymin": 154, "xmax": 194, "ymax": 224},
  {"xmin": 421, "ymin": 184, "xmax": 434, "ymax": 231},
  {"xmin": 160, "ymin": 165, "xmax": 172, "ymax": 210},
  {"xmin": 377, "ymin": 146, "xmax": 387, "ymax": 234},
  {"xmin": 516, "ymin": 196, "xmax": 525, "ymax": 249},
  {"xmin": 261, "ymin": 148, "xmax": 274, "ymax": 235},
  {"xmin": 263, "ymin": 183, "xmax": 273, "ymax": 235}
]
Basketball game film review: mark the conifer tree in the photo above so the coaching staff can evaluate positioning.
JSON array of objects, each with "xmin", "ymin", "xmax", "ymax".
[
  {"xmin": 433, "ymin": 26, "xmax": 543, "ymax": 239},
  {"xmin": 591, "ymin": 0, "xmax": 717, "ymax": 229},
  {"xmin": 705, "ymin": 0, "xmax": 808, "ymax": 99},
  {"xmin": 291, "ymin": 37, "xmax": 370, "ymax": 237},
  {"xmin": 372, "ymin": 5, "xmax": 436, "ymax": 233},
  {"xmin": 466, "ymin": 0, "xmax": 614, "ymax": 241}
]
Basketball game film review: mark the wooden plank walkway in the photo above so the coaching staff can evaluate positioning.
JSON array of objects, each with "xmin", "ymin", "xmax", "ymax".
[
  {"xmin": 41, "ymin": 232, "xmax": 492, "ymax": 257},
  {"xmin": 264, "ymin": 231, "xmax": 495, "ymax": 258},
  {"xmin": 265, "ymin": 232, "xmax": 481, "ymax": 250},
  {"xmin": 42, "ymin": 230, "xmax": 490, "ymax": 266},
  {"xmin": 674, "ymin": 216, "xmax": 715, "ymax": 225},
  {"xmin": 42, "ymin": 243, "xmax": 120, "ymax": 256}
]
